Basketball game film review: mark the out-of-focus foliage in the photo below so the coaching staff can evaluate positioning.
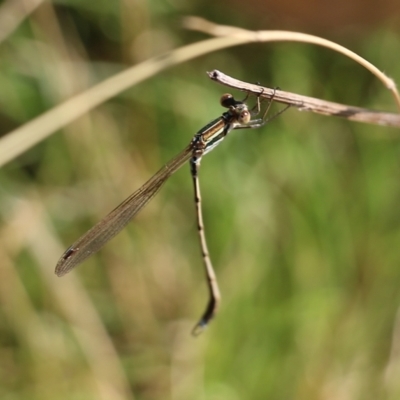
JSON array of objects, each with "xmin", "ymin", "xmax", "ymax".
[{"xmin": 0, "ymin": 1, "xmax": 399, "ymax": 399}]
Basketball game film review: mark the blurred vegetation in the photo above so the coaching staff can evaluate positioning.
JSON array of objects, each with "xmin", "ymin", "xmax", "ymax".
[{"xmin": 0, "ymin": 1, "xmax": 400, "ymax": 400}]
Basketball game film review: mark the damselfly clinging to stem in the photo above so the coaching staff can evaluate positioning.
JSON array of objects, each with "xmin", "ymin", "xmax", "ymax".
[{"xmin": 55, "ymin": 89, "xmax": 287, "ymax": 335}]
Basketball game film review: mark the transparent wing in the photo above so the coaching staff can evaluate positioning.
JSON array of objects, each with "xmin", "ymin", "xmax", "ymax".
[{"xmin": 55, "ymin": 144, "xmax": 192, "ymax": 276}]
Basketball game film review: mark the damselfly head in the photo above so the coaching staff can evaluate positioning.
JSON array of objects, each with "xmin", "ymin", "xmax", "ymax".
[{"xmin": 220, "ymin": 94, "xmax": 251, "ymax": 124}]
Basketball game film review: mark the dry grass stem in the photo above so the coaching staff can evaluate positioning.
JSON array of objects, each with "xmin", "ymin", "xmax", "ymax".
[{"xmin": 208, "ymin": 70, "xmax": 400, "ymax": 127}]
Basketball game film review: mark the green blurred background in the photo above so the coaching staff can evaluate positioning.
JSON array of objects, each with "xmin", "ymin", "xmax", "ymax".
[{"xmin": 0, "ymin": 0, "xmax": 400, "ymax": 399}]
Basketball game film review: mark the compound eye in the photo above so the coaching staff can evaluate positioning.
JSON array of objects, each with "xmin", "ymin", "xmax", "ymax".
[
  {"xmin": 238, "ymin": 110, "xmax": 251, "ymax": 124},
  {"xmin": 220, "ymin": 93, "xmax": 235, "ymax": 108}
]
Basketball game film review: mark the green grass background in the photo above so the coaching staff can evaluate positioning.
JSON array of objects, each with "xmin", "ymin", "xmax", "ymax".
[{"xmin": 0, "ymin": 1, "xmax": 400, "ymax": 399}]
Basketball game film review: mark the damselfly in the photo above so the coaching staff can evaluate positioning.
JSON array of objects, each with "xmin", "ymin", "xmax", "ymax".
[{"xmin": 55, "ymin": 91, "xmax": 284, "ymax": 334}]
